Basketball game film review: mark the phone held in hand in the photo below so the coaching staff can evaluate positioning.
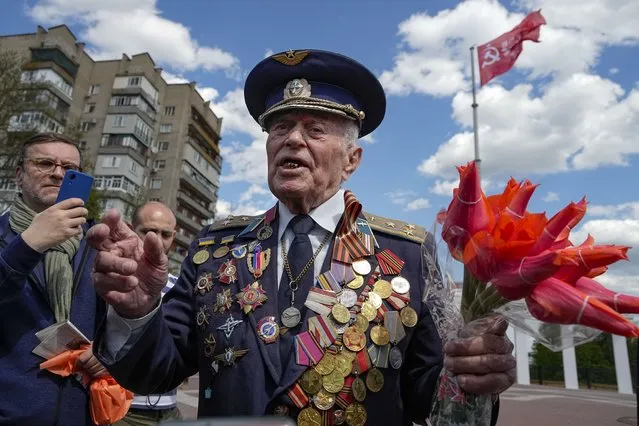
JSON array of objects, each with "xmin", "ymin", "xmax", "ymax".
[{"xmin": 55, "ymin": 170, "xmax": 94, "ymax": 204}]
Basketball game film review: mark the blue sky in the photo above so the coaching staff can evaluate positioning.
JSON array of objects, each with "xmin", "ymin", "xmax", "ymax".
[{"xmin": 1, "ymin": 0, "xmax": 638, "ymax": 294}]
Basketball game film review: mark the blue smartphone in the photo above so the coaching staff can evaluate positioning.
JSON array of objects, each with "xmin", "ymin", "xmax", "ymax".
[{"xmin": 56, "ymin": 170, "xmax": 94, "ymax": 204}]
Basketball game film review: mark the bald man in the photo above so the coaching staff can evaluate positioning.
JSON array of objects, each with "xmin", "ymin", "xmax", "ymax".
[{"xmin": 115, "ymin": 201, "xmax": 181, "ymax": 425}]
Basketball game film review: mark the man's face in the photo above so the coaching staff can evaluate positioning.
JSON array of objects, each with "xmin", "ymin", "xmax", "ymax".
[
  {"xmin": 266, "ymin": 111, "xmax": 362, "ymax": 211},
  {"xmin": 16, "ymin": 141, "xmax": 81, "ymax": 212},
  {"xmin": 134, "ymin": 204, "xmax": 177, "ymax": 254}
]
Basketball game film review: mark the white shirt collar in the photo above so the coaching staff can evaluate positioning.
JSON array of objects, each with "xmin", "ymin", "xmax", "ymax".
[{"xmin": 277, "ymin": 189, "xmax": 345, "ymax": 240}]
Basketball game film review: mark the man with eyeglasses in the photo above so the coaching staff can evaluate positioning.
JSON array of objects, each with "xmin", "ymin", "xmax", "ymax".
[
  {"xmin": 0, "ymin": 132, "xmax": 106, "ymax": 425},
  {"xmin": 114, "ymin": 201, "xmax": 182, "ymax": 426}
]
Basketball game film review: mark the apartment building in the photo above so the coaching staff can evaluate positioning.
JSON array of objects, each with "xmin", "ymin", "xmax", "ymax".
[{"xmin": 0, "ymin": 25, "xmax": 223, "ymax": 272}]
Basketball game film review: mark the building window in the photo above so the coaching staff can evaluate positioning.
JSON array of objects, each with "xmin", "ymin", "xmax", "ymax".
[
  {"xmin": 84, "ymin": 103, "xmax": 96, "ymax": 113},
  {"xmin": 78, "ymin": 141, "xmax": 88, "ymax": 149},
  {"xmin": 89, "ymin": 84, "xmax": 100, "ymax": 95},
  {"xmin": 164, "ymin": 106, "xmax": 175, "ymax": 116},
  {"xmin": 128, "ymin": 77, "xmax": 141, "ymax": 86},
  {"xmin": 102, "ymin": 156, "xmax": 120, "ymax": 168},
  {"xmin": 158, "ymin": 141, "xmax": 169, "ymax": 151},
  {"xmin": 80, "ymin": 121, "xmax": 95, "ymax": 132},
  {"xmin": 153, "ymin": 159, "xmax": 166, "ymax": 170},
  {"xmin": 159, "ymin": 124, "xmax": 172, "ymax": 133},
  {"xmin": 129, "ymin": 161, "xmax": 139, "ymax": 176},
  {"xmin": 151, "ymin": 178, "xmax": 162, "ymax": 189},
  {"xmin": 149, "ymin": 197, "xmax": 161, "ymax": 202},
  {"xmin": 113, "ymin": 115, "xmax": 126, "ymax": 127}
]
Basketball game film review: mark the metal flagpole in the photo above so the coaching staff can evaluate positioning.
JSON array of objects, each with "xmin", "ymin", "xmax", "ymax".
[{"xmin": 469, "ymin": 46, "xmax": 481, "ymax": 179}]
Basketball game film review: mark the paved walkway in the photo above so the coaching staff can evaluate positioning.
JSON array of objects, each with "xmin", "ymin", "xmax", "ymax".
[{"xmin": 177, "ymin": 378, "xmax": 637, "ymax": 425}]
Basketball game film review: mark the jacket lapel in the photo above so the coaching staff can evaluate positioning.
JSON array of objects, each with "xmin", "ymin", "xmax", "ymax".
[{"xmin": 236, "ymin": 211, "xmax": 283, "ymax": 384}]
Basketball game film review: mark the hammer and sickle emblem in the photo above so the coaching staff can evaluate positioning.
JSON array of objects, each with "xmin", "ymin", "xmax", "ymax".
[{"xmin": 482, "ymin": 46, "xmax": 501, "ymax": 67}]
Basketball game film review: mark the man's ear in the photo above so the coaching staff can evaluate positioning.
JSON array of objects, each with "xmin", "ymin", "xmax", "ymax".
[
  {"xmin": 343, "ymin": 146, "xmax": 362, "ymax": 180},
  {"xmin": 15, "ymin": 165, "xmax": 24, "ymax": 187}
]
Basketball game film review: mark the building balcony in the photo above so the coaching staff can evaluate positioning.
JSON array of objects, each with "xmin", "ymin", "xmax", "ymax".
[
  {"xmin": 111, "ymin": 87, "xmax": 158, "ymax": 111},
  {"xmin": 189, "ymin": 119, "xmax": 220, "ymax": 155},
  {"xmin": 175, "ymin": 210, "xmax": 205, "ymax": 234},
  {"xmin": 31, "ymin": 46, "xmax": 79, "ymax": 78},
  {"xmin": 107, "ymin": 105, "xmax": 156, "ymax": 126},
  {"xmin": 177, "ymin": 190, "xmax": 214, "ymax": 219},
  {"xmin": 179, "ymin": 171, "xmax": 215, "ymax": 204},
  {"xmin": 97, "ymin": 145, "xmax": 146, "ymax": 167}
]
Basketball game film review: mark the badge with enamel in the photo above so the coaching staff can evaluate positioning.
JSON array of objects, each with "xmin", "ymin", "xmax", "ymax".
[
  {"xmin": 217, "ymin": 258, "xmax": 238, "ymax": 285},
  {"xmin": 213, "ymin": 289, "xmax": 233, "ymax": 313},
  {"xmin": 257, "ymin": 316, "xmax": 280, "ymax": 344},
  {"xmin": 194, "ymin": 272, "xmax": 214, "ymax": 295}
]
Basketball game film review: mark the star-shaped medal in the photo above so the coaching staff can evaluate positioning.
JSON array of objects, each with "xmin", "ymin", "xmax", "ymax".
[
  {"xmin": 194, "ymin": 272, "xmax": 214, "ymax": 295},
  {"xmin": 214, "ymin": 289, "xmax": 233, "ymax": 313},
  {"xmin": 236, "ymin": 281, "xmax": 268, "ymax": 314},
  {"xmin": 217, "ymin": 259, "xmax": 238, "ymax": 285}
]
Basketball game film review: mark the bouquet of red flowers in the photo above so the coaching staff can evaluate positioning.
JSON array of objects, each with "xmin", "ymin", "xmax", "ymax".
[{"xmin": 424, "ymin": 161, "xmax": 638, "ymax": 425}]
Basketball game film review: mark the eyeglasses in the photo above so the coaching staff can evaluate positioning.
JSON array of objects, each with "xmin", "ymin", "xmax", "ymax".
[
  {"xmin": 138, "ymin": 228, "xmax": 175, "ymax": 239},
  {"xmin": 27, "ymin": 158, "xmax": 81, "ymax": 174}
]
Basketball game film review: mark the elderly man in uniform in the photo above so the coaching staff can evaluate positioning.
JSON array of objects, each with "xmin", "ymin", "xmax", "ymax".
[{"xmin": 88, "ymin": 50, "xmax": 515, "ymax": 425}]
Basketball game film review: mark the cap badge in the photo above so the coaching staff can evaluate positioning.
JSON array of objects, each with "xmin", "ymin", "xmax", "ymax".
[
  {"xmin": 284, "ymin": 78, "xmax": 311, "ymax": 100},
  {"xmin": 272, "ymin": 49, "xmax": 310, "ymax": 66}
]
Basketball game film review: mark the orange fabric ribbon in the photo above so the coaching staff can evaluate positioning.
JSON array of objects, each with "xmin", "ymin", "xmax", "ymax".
[{"xmin": 39, "ymin": 345, "xmax": 133, "ymax": 425}]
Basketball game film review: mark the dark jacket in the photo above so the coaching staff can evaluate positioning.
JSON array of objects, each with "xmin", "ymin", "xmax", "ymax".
[{"xmin": 0, "ymin": 212, "xmax": 103, "ymax": 426}]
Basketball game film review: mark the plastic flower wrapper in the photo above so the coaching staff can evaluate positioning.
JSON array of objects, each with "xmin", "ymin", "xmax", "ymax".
[{"xmin": 423, "ymin": 160, "xmax": 638, "ymax": 425}]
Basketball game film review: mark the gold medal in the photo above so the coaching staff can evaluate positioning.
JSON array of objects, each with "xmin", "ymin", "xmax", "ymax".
[
  {"xmin": 331, "ymin": 303, "xmax": 350, "ymax": 324},
  {"xmin": 193, "ymin": 249, "xmax": 210, "ymax": 265},
  {"xmin": 213, "ymin": 245, "xmax": 230, "ymax": 258},
  {"xmin": 400, "ymin": 306, "xmax": 418, "ymax": 328},
  {"xmin": 351, "ymin": 376, "xmax": 367, "ymax": 402},
  {"xmin": 312, "ymin": 388, "xmax": 336, "ymax": 411},
  {"xmin": 342, "ymin": 326, "xmax": 366, "ymax": 353},
  {"xmin": 345, "ymin": 402, "xmax": 367, "ymax": 426},
  {"xmin": 334, "ymin": 353, "xmax": 352, "ymax": 378},
  {"xmin": 322, "ymin": 369, "xmax": 345, "ymax": 394},
  {"xmin": 368, "ymin": 292, "xmax": 382, "ymax": 309},
  {"xmin": 340, "ymin": 348, "xmax": 357, "ymax": 361},
  {"xmin": 370, "ymin": 325, "xmax": 390, "ymax": 346},
  {"xmin": 353, "ymin": 314, "xmax": 369, "ymax": 333},
  {"xmin": 300, "ymin": 369, "xmax": 322, "ymax": 395},
  {"xmin": 346, "ymin": 274, "xmax": 364, "ymax": 290},
  {"xmin": 297, "ymin": 407, "xmax": 321, "ymax": 426},
  {"xmin": 373, "ymin": 279, "xmax": 392, "ymax": 299},
  {"xmin": 360, "ymin": 301, "xmax": 377, "ymax": 322},
  {"xmin": 256, "ymin": 225, "xmax": 273, "ymax": 241},
  {"xmin": 315, "ymin": 353, "xmax": 336, "ymax": 376},
  {"xmin": 366, "ymin": 368, "xmax": 384, "ymax": 393}
]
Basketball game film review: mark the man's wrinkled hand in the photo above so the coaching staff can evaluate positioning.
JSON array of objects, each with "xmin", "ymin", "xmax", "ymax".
[
  {"xmin": 77, "ymin": 344, "xmax": 107, "ymax": 378},
  {"xmin": 443, "ymin": 315, "xmax": 516, "ymax": 395},
  {"xmin": 86, "ymin": 209, "xmax": 168, "ymax": 319}
]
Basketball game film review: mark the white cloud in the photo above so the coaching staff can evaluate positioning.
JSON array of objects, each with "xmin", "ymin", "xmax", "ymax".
[
  {"xmin": 161, "ymin": 70, "xmax": 189, "ymax": 84},
  {"xmin": 239, "ymin": 184, "xmax": 273, "ymax": 203},
  {"xmin": 214, "ymin": 198, "xmax": 267, "ymax": 219},
  {"xmin": 542, "ymin": 191, "xmax": 559, "ymax": 202},
  {"xmin": 405, "ymin": 198, "xmax": 431, "ymax": 211},
  {"xmin": 28, "ymin": 0, "xmax": 240, "ymax": 76},
  {"xmin": 210, "ymin": 88, "xmax": 263, "ymax": 138},
  {"xmin": 609, "ymin": 67, "xmax": 620, "ymax": 75},
  {"xmin": 587, "ymin": 202, "xmax": 639, "ymax": 219},
  {"xmin": 429, "ymin": 179, "xmax": 458, "ymax": 196},
  {"xmin": 418, "ymin": 75, "xmax": 639, "ymax": 179},
  {"xmin": 385, "ymin": 190, "xmax": 417, "ymax": 205},
  {"xmin": 596, "ymin": 274, "xmax": 639, "ymax": 297},
  {"xmin": 197, "ymin": 87, "xmax": 219, "ymax": 103}
]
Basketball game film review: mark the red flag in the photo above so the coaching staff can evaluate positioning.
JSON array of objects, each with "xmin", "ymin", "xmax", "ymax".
[{"xmin": 477, "ymin": 10, "xmax": 546, "ymax": 86}]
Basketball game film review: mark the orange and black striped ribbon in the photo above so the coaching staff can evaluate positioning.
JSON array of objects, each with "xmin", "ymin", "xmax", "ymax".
[
  {"xmin": 332, "ymin": 191, "xmax": 371, "ymax": 263},
  {"xmin": 375, "ymin": 249, "xmax": 405, "ymax": 275}
]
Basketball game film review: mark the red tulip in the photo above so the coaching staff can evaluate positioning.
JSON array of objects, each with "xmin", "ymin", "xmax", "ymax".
[
  {"xmin": 574, "ymin": 276, "xmax": 639, "ymax": 314},
  {"xmin": 489, "ymin": 251, "xmax": 562, "ymax": 300},
  {"xmin": 530, "ymin": 198, "xmax": 587, "ymax": 255},
  {"xmin": 526, "ymin": 277, "xmax": 639, "ymax": 337},
  {"xmin": 555, "ymin": 241, "xmax": 630, "ymax": 284},
  {"xmin": 487, "ymin": 178, "xmax": 520, "ymax": 213},
  {"xmin": 504, "ymin": 180, "xmax": 538, "ymax": 219}
]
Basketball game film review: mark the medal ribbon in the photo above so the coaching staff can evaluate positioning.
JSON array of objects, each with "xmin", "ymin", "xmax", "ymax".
[
  {"xmin": 294, "ymin": 331, "xmax": 324, "ymax": 366},
  {"xmin": 336, "ymin": 376, "xmax": 355, "ymax": 409},
  {"xmin": 308, "ymin": 315, "xmax": 338, "ymax": 348},
  {"xmin": 375, "ymin": 249, "xmax": 405, "ymax": 275},
  {"xmin": 287, "ymin": 383, "xmax": 309, "ymax": 409},
  {"xmin": 317, "ymin": 270, "xmax": 342, "ymax": 292},
  {"xmin": 387, "ymin": 292, "xmax": 410, "ymax": 311},
  {"xmin": 384, "ymin": 311, "xmax": 406, "ymax": 344},
  {"xmin": 198, "ymin": 236, "xmax": 215, "ymax": 247},
  {"xmin": 352, "ymin": 349, "xmax": 372, "ymax": 374},
  {"xmin": 332, "ymin": 191, "xmax": 371, "ymax": 263}
]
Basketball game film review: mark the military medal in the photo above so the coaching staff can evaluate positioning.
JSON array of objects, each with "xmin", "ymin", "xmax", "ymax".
[
  {"xmin": 337, "ymin": 288, "xmax": 357, "ymax": 308},
  {"xmin": 217, "ymin": 259, "xmax": 238, "ymax": 284},
  {"xmin": 257, "ymin": 316, "xmax": 279, "ymax": 343},
  {"xmin": 193, "ymin": 249, "xmax": 210, "ymax": 265},
  {"xmin": 391, "ymin": 276, "xmax": 410, "ymax": 294},
  {"xmin": 389, "ymin": 346, "xmax": 403, "ymax": 370},
  {"xmin": 353, "ymin": 314, "xmax": 369, "ymax": 333},
  {"xmin": 217, "ymin": 314, "xmax": 243, "ymax": 339},
  {"xmin": 281, "ymin": 306, "xmax": 302, "ymax": 328},
  {"xmin": 256, "ymin": 225, "xmax": 273, "ymax": 241},
  {"xmin": 314, "ymin": 352, "xmax": 336, "ymax": 375},
  {"xmin": 345, "ymin": 402, "xmax": 367, "ymax": 426},
  {"xmin": 214, "ymin": 347, "xmax": 248, "ymax": 366},
  {"xmin": 366, "ymin": 368, "xmax": 384, "ymax": 392},
  {"xmin": 247, "ymin": 244, "xmax": 271, "ymax": 279},
  {"xmin": 351, "ymin": 376, "xmax": 367, "ymax": 402},
  {"xmin": 214, "ymin": 289, "xmax": 233, "ymax": 313},
  {"xmin": 322, "ymin": 369, "xmax": 345, "ymax": 394},
  {"xmin": 213, "ymin": 245, "xmax": 230, "ymax": 258},
  {"xmin": 368, "ymin": 292, "xmax": 383, "ymax": 310},
  {"xmin": 346, "ymin": 274, "xmax": 364, "ymax": 290},
  {"xmin": 231, "ymin": 244, "xmax": 247, "ymax": 259},
  {"xmin": 333, "ymin": 409, "xmax": 346, "ymax": 425},
  {"xmin": 194, "ymin": 272, "xmax": 213, "ymax": 295},
  {"xmin": 333, "ymin": 353, "xmax": 353, "ymax": 378},
  {"xmin": 351, "ymin": 259, "xmax": 371, "ymax": 276},
  {"xmin": 313, "ymin": 388, "xmax": 336, "ymax": 411},
  {"xmin": 331, "ymin": 303, "xmax": 350, "ymax": 324},
  {"xmin": 203, "ymin": 334, "xmax": 216, "ymax": 358},
  {"xmin": 300, "ymin": 369, "xmax": 322, "ymax": 394},
  {"xmin": 370, "ymin": 325, "xmax": 390, "ymax": 346},
  {"xmin": 236, "ymin": 282, "xmax": 268, "ymax": 314},
  {"xmin": 297, "ymin": 407, "xmax": 321, "ymax": 426},
  {"xmin": 197, "ymin": 236, "xmax": 215, "ymax": 247},
  {"xmin": 196, "ymin": 305, "xmax": 210, "ymax": 328},
  {"xmin": 373, "ymin": 279, "xmax": 392, "ymax": 299},
  {"xmin": 400, "ymin": 306, "xmax": 418, "ymax": 327},
  {"xmin": 343, "ymin": 326, "xmax": 366, "ymax": 352},
  {"xmin": 360, "ymin": 301, "xmax": 377, "ymax": 322}
]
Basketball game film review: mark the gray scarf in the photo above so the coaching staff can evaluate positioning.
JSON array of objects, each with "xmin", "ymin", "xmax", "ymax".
[{"xmin": 9, "ymin": 197, "xmax": 81, "ymax": 322}]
